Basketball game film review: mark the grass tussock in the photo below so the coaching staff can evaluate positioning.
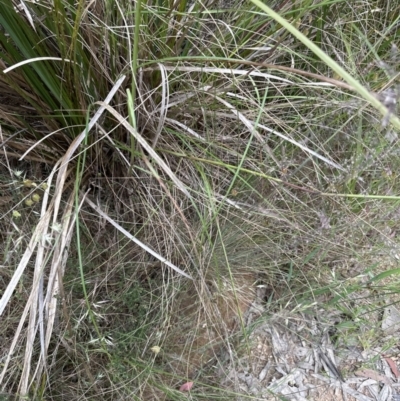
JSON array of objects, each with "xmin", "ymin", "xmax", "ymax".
[{"xmin": 0, "ymin": 0, "xmax": 399, "ymax": 400}]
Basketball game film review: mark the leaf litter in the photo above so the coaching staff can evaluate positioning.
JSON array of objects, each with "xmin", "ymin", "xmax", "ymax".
[{"xmin": 216, "ymin": 290, "xmax": 400, "ymax": 401}]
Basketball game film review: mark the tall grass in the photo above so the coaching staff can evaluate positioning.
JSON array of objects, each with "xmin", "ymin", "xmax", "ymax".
[{"xmin": 0, "ymin": 0, "xmax": 399, "ymax": 399}]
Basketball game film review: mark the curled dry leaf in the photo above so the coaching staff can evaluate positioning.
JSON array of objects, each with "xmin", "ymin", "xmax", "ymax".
[
  {"xmin": 179, "ymin": 382, "xmax": 194, "ymax": 392},
  {"xmin": 383, "ymin": 356, "xmax": 400, "ymax": 378},
  {"xmin": 355, "ymin": 368, "xmax": 392, "ymax": 385}
]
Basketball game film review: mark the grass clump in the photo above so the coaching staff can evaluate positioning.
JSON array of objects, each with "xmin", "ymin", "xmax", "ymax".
[{"xmin": 0, "ymin": 0, "xmax": 399, "ymax": 400}]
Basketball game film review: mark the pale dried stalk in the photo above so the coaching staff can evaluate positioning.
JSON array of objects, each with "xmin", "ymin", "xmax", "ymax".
[
  {"xmin": 85, "ymin": 196, "xmax": 193, "ymax": 280},
  {"xmin": 0, "ymin": 76, "xmax": 126, "ymax": 395}
]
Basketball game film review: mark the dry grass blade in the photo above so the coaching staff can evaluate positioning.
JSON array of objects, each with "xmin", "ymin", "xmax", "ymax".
[
  {"xmin": 213, "ymin": 93, "xmax": 280, "ymax": 166},
  {"xmin": 52, "ymin": 75, "xmax": 126, "ymax": 209},
  {"xmin": 36, "ymin": 191, "xmax": 78, "ymax": 388},
  {"xmin": 257, "ymin": 123, "xmax": 346, "ymax": 172},
  {"xmin": 145, "ymin": 61, "xmax": 357, "ymax": 90},
  {"xmin": 0, "ymin": 75, "xmax": 127, "ymax": 395},
  {"xmin": 3, "ymin": 57, "xmax": 71, "ymax": 74},
  {"xmin": 85, "ymin": 196, "xmax": 194, "ymax": 280},
  {"xmin": 1, "ymin": 0, "xmax": 400, "ymax": 399},
  {"xmin": 19, "ymin": 218, "xmax": 52, "ymax": 394},
  {"xmin": 163, "ymin": 84, "xmax": 212, "ymax": 110},
  {"xmin": 0, "ymin": 187, "xmax": 77, "ymax": 395},
  {"xmin": 164, "ymin": 117, "xmax": 205, "ymax": 140},
  {"xmin": 0, "ymin": 165, "xmax": 55, "ymax": 317},
  {"xmin": 15, "ymin": 0, "xmax": 35, "ymax": 32},
  {"xmin": 99, "ymin": 103, "xmax": 192, "ymax": 198},
  {"xmin": 0, "ymin": 166, "xmax": 58, "ymax": 387},
  {"xmin": 143, "ymin": 65, "xmax": 293, "ymax": 84},
  {"xmin": 0, "ymin": 75, "xmax": 126, "ymax": 317},
  {"xmin": 152, "ymin": 63, "xmax": 169, "ymax": 147}
]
